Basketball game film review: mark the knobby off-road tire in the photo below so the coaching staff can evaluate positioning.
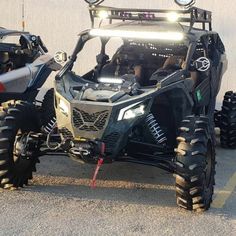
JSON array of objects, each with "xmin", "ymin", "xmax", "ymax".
[
  {"xmin": 175, "ymin": 115, "xmax": 216, "ymax": 212},
  {"xmin": 214, "ymin": 110, "xmax": 221, "ymax": 128},
  {"xmin": 0, "ymin": 101, "xmax": 41, "ymax": 189},
  {"xmin": 220, "ymin": 91, "xmax": 236, "ymax": 148},
  {"xmin": 41, "ymin": 88, "xmax": 56, "ymax": 128}
]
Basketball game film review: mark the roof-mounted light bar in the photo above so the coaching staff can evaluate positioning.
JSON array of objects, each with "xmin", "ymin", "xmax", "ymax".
[
  {"xmin": 90, "ymin": 28, "xmax": 184, "ymax": 41},
  {"xmin": 98, "ymin": 77, "xmax": 124, "ymax": 84},
  {"xmin": 89, "ymin": 6, "xmax": 212, "ymax": 31}
]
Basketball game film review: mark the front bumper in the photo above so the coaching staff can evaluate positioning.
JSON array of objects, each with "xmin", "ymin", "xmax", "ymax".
[{"xmin": 55, "ymin": 91, "xmax": 151, "ymax": 157}]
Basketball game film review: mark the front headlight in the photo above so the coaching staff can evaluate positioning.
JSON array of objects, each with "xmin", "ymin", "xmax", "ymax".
[
  {"xmin": 123, "ymin": 105, "xmax": 145, "ymax": 120},
  {"xmin": 59, "ymin": 99, "xmax": 69, "ymax": 116},
  {"xmin": 118, "ymin": 102, "xmax": 147, "ymax": 121}
]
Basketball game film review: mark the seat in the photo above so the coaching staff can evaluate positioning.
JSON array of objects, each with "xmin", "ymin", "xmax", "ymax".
[
  {"xmin": 100, "ymin": 61, "xmax": 118, "ymax": 77},
  {"xmin": 162, "ymin": 56, "xmax": 184, "ymax": 71},
  {"xmin": 149, "ymin": 56, "xmax": 184, "ymax": 84},
  {"xmin": 0, "ymin": 52, "xmax": 12, "ymax": 74},
  {"xmin": 100, "ymin": 45, "xmax": 139, "ymax": 79}
]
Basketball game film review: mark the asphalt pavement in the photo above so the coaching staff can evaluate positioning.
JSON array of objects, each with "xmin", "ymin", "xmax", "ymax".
[{"xmin": 0, "ymin": 139, "xmax": 236, "ymax": 236}]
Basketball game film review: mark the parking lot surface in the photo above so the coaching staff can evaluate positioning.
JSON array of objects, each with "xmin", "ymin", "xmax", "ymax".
[{"xmin": 0, "ymin": 140, "xmax": 236, "ymax": 236}]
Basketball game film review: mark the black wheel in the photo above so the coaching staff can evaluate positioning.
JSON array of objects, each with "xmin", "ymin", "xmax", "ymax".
[
  {"xmin": 0, "ymin": 101, "xmax": 41, "ymax": 189},
  {"xmin": 220, "ymin": 91, "xmax": 236, "ymax": 148},
  {"xmin": 175, "ymin": 115, "xmax": 216, "ymax": 212},
  {"xmin": 214, "ymin": 110, "xmax": 221, "ymax": 128},
  {"xmin": 41, "ymin": 88, "xmax": 56, "ymax": 130}
]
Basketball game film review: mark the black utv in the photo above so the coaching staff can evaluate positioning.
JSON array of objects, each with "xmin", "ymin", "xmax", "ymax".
[
  {"xmin": 0, "ymin": 27, "xmax": 59, "ymax": 134},
  {"xmin": 0, "ymin": 2, "xmax": 232, "ymax": 212},
  {"xmin": 0, "ymin": 27, "xmax": 59, "ymax": 103},
  {"xmin": 0, "ymin": 28, "xmax": 59, "ymax": 189}
]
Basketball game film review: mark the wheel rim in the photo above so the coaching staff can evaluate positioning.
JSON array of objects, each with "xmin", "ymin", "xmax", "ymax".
[{"xmin": 13, "ymin": 130, "xmax": 31, "ymax": 172}]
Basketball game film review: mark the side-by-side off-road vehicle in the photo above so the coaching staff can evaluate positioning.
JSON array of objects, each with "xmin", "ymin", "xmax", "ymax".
[
  {"xmin": 0, "ymin": 0, "xmax": 234, "ymax": 212},
  {"xmin": 0, "ymin": 27, "xmax": 59, "ymax": 103},
  {"xmin": 0, "ymin": 27, "xmax": 59, "ymax": 131},
  {"xmin": 0, "ymin": 28, "xmax": 59, "ymax": 187}
]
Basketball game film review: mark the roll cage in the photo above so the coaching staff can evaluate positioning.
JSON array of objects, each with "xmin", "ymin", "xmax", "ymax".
[
  {"xmin": 56, "ymin": 4, "xmax": 225, "ymax": 87},
  {"xmin": 57, "ymin": 30, "xmax": 217, "ymax": 82},
  {"xmin": 89, "ymin": 5, "xmax": 212, "ymax": 31}
]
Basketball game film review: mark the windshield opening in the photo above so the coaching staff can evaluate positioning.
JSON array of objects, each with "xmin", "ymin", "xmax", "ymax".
[{"xmin": 72, "ymin": 36, "xmax": 188, "ymax": 86}]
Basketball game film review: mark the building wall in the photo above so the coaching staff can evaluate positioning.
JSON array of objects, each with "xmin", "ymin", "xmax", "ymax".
[{"xmin": 0, "ymin": 0, "xmax": 235, "ymax": 104}]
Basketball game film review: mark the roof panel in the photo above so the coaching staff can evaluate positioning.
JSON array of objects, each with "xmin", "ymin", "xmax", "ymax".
[{"xmin": 0, "ymin": 27, "xmax": 28, "ymax": 38}]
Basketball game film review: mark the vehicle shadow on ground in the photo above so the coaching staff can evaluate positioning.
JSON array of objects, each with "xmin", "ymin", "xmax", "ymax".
[
  {"xmin": 25, "ymin": 153, "xmax": 178, "ymax": 208},
  {"xmin": 22, "ymin": 141, "xmax": 236, "ymax": 216}
]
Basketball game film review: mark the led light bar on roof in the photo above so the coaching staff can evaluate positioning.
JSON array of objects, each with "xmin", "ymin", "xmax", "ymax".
[
  {"xmin": 98, "ymin": 77, "xmax": 124, "ymax": 84},
  {"xmin": 89, "ymin": 6, "xmax": 212, "ymax": 31},
  {"xmin": 90, "ymin": 29, "xmax": 184, "ymax": 41}
]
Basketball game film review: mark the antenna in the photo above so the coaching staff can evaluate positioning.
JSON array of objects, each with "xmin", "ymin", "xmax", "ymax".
[{"xmin": 22, "ymin": 0, "xmax": 25, "ymax": 31}]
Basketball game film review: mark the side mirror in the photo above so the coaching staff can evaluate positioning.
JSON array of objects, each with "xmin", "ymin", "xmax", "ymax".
[
  {"xmin": 54, "ymin": 51, "xmax": 67, "ymax": 64},
  {"xmin": 193, "ymin": 57, "xmax": 211, "ymax": 72}
]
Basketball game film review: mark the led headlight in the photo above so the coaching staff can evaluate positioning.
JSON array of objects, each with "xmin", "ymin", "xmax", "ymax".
[
  {"xmin": 123, "ymin": 105, "xmax": 145, "ymax": 120},
  {"xmin": 118, "ymin": 102, "xmax": 147, "ymax": 121},
  {"xmin": 98, "ymin": 10, "xmax": 109, "ymax": 19},
  {"xmin": 59, "ymin": 99, "xmax": 69, "ymax": 116},
  {"xmin": 167, "ymin": 12, "xmax": 180, "ymax": 22},
  {"xmin": 175, "ymin": 0, "xmax": 195, "ymax": 7}
]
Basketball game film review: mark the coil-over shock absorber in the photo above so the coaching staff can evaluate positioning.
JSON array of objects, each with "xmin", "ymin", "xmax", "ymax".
[
  {"xmin": 145, "ymin": 113, "xmax": 167, "ymax": 145},
  {"xmin": 43, "ymin": 117, "xmax": 62, "ymax": 150},
  {"xmin": 43, "ymin": 117, "xmax": 57, "ymax": 134}
]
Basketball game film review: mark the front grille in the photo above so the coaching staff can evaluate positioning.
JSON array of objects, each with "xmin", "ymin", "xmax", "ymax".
[
  {"xmin": 103, "ymin": 132, "xmax": 120, "ymax": 153},
  {"xmin": 60, "ymin": 127, "xmax": 73, "ymax": 139},
  {"xmin": 73, "ymin": 108, "xmax": 109, "ymax": 132}
]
